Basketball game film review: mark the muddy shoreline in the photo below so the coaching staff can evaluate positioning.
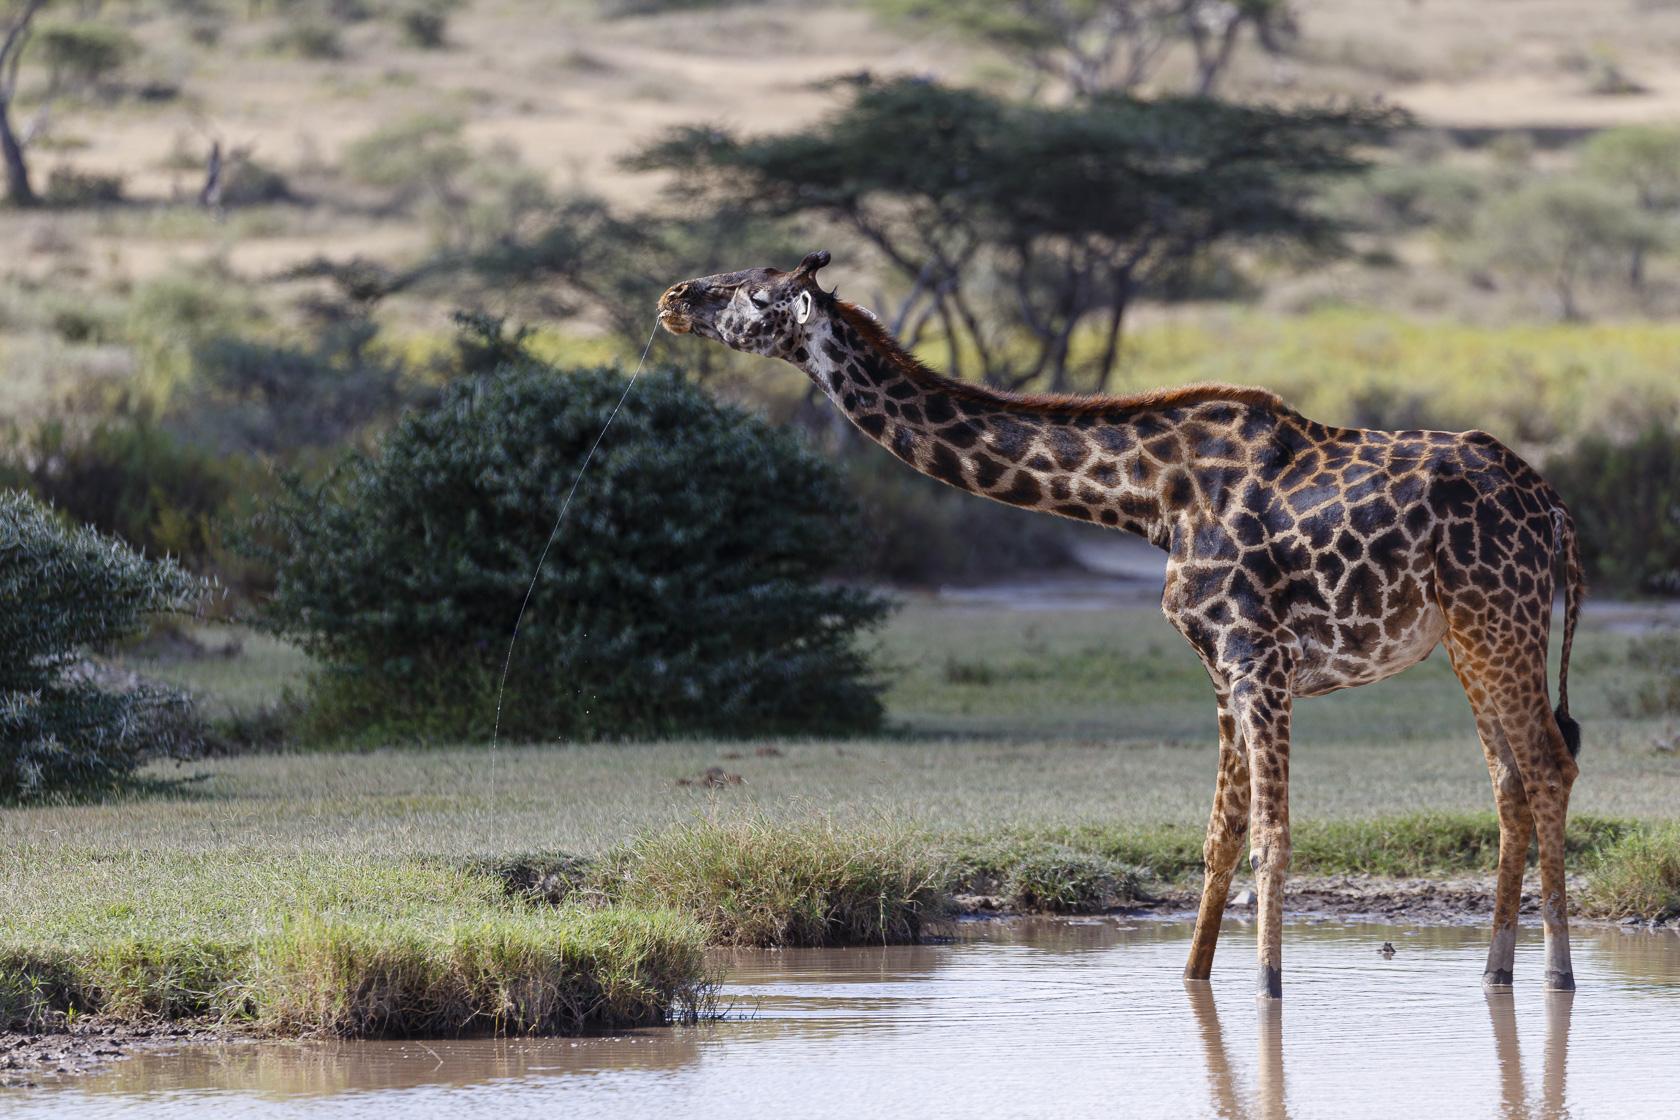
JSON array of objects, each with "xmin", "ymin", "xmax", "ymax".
[
  {"xmin": 5, "ymin": 873, "xmax": 1671, "ymax": 1090},
  {"xmin": 1, "ymin": 1021, "xmax": 233, "ymax": 1089}
]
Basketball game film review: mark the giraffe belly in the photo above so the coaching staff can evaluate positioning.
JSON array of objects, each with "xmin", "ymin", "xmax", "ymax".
[{"xmin": 1291, "ymin": 600, "xmax": 1448, "ymax": 698}]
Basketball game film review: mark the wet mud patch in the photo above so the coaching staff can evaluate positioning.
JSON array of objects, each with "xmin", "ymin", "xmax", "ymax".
[{"xmin": 1, "ymin": 1021, "xmax": 229, "ymax": 1089}]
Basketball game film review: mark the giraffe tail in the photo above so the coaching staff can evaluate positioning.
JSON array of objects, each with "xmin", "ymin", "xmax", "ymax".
[{"xmin": 1553, "ymin": 505, "xmax": 1585, "ymax": 760}]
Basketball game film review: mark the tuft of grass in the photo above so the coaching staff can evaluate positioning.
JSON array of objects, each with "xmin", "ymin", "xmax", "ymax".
[
  {"xmin": 472, "ymin": 851, "xmax": 596, "ymax": 906},
  {"xmin": 243, "ymin": 907, "xmax": 708, "ymax": 1037},
  {"xmin": 950, "ymin": 835, "xmax": 1140, "ymax": 912},
  {"xmin": 1580, "ymin": 824, "xmax": 1680, "ymax": 921},
  {"xmin": 1004, "ymin": 849, "xmax": 1138, "ymax": 913},
  {"xmin": 604, "ymin": 816, "xmax": 949, "ymax": 946}
]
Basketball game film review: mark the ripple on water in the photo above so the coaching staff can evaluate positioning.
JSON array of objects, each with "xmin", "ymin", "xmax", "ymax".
[{"xmin": 9, "ymin": 919, "xmax": 1680, "ymax": 1120}]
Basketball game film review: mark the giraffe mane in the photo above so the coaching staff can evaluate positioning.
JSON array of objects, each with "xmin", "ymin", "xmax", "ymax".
[{"xmin": 832, "ymin": 301, "xmax": 1289, "ymax": 418}]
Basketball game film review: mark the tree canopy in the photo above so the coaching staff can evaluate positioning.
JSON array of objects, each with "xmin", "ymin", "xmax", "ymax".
[
  {"xmin": 634, "ymin": 78, "xmax": 1402, "ymax": 391},
  {"xmin": 867, "ymin": 0, "xmax": 1297, "ymax": 98}
]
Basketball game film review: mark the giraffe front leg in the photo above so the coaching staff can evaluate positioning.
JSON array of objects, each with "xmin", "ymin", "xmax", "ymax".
[
  {"xmin": 1185, "ymin": 699, "xmax": 1250, "ymax": 981},
  {"xmin": 1229, "ymin": 671, "xmax": 1293, "ymax": 1000}
]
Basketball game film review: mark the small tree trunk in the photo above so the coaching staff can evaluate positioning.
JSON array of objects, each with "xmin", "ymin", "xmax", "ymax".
[
  {"xmin": 1555, "ymin": 276, "xmax": 1580, "ymax": 322},
  {"xmin": 198, "ymin": 140, "xmax": 224, "ymax": 209},
  {"xmin": 0, "ymin": 105, "xmax": 35, "ymax": 206},
  {"xmin": 1093, "ymin": 274, "xmax": 1135, "ymax": 393}
]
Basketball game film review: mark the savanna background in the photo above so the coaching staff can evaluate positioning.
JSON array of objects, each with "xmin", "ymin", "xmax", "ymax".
[{"xmin": 2, "ymin": 0, "xmax": 1680, "ymax": 1039}]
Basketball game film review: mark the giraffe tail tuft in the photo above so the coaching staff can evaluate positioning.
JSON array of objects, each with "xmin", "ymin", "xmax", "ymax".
[
  {"xmin": 1553, "ymin": 504, "xmax": 1585, "ymax": 760},
  {"xmin": 1555, "ymin": 705, "xmax": 1581, "ymax": 760}
]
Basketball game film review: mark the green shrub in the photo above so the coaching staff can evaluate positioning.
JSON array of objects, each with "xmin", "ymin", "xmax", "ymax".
[
  {"xmin": 267, "ymin": 21, "xmax": 345, "ymax": 59},
  {"xmin": 1462, "ymin": 177, "xmax": 1661, "ymax": 319},
  {"xmin": 179, "ymin": 321, "xmax": 410, "ymax": 454},
  {"xmin": 0, "ymin": 418, "xmax": 255, "ymax": 583},
  {"xmin": 395, "ymin": 0, "xmax": 456, "ymax": 47},
  {"xmin": 32, "ymin": 21, "xmax": 139, "ymax": 89},
  {"xmin": 341, "ymin": 112, "xmax": 469, "ymax": 212},
  {"xmin": 1547, "ymin": 427, "xmax": 1680, "ymax": 595},
  {"xmin": 126, "ymin": 268, "xmax": 263, "ymax": 397},
  {"xmin": 600, "ymin": 0, "xmax": 765, "ymax": 15},
  {"xmin": 218, "ymin": 157, "xmax": 293, "ymax": 206},
  {"xmin": 0, "ymin": 491, "xmax": 206, "ymax": 799},
  {"xmin": 43, "ymin": 166, "xmax": 124, "ymax": 207},
  {"xmin": 1336, "ymin": 161, "xmax": 1485, "ymax": 236},
  {"xmin": 253, "ymin": 362, "xmax": 893, "ymax": 742}
]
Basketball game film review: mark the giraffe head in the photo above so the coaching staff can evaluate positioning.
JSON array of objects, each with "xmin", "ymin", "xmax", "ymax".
[{"xmin": 658, "ymin": 250, "xmax": 834, "ymax": 359}]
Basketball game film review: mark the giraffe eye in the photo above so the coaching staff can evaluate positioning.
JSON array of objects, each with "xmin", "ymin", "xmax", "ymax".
[{"xmin": 749, "ymin": 290, "xmax": 771, "ymax": 309}]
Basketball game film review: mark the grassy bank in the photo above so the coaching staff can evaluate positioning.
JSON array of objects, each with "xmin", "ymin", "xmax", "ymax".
[
  {"xmin": 4, "ymin": 816, "xmax": 1677, "ymax": 1040},
  {"xmin": 0, "ymin": 849, "xmax": 710, "ymax": 1037},
  {"xmin": 4, "ymin": 601, "xmax": 1677, "ymax": 1037}
]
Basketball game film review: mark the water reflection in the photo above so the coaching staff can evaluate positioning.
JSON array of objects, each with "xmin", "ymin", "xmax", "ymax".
[
  {"xmin": 1187, "ymin": 961, "xmax": 1581, "ymax": 1120},
  {"xmin": 1488, "ymin": 991, "xmax": 1572, "ymax": 1120},
  {"xmin": 8, "ymin": 920, "xmax": 1678, "ymax": 1119},
  {"xmin": 1187, "ymin": 982, "xmax": 1287, "ymax": 1120}
]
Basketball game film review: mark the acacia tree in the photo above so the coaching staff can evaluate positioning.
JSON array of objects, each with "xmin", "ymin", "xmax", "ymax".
[
  {"xmin": 1581, "ymin": 125, "xmax": 1680, "ymax": 290},
  {"xmin": 1468, "ymin": 178, "xmax": 1660, "ymax": 321},
  {"xmin": 869, "ymin": 0, "xmax": 1296, "ymax": 98},
  {"xmin": 0, "ymin": 1, "xmax": 47, "ymax": 204},
  {"xmin": 634, "ymin": 78, "xmax": 1398, "ymax": 393},
  {"xmin": 0, "ymin": 3, "xmax": 137, "ymax": 206},
  {"xmin": 459, "ymin": 193, "xmax": 802, "ymax": 380}
]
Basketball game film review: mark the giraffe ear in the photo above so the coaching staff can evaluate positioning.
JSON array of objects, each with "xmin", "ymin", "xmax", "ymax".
[{"xmin": 795, "ymin": 290, "xmax": 814, "ymax": 324}]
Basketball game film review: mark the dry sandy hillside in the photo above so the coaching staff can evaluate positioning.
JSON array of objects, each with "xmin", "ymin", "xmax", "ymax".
[{"xmin": 9, "ymin": 0, "xmax": 1680, "ymax": 279}]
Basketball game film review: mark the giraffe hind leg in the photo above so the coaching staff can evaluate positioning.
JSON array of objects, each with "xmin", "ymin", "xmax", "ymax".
[
  {"xmin": 1496, "ymin": 674, "xmax": 1579, "ymax": 990},
  {"xmin": 1185, "ymin": 704, "xmax": 1251, "ymax": 982},
  {"xmin": 1446, "ymin": 639, "xmax": 1534, "ymax": 989}
]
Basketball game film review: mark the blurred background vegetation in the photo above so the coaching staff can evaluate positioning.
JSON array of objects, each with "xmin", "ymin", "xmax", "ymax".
[{"xmin": 4, "ymin": 0, "xmax": 1680, "ymax": 771}]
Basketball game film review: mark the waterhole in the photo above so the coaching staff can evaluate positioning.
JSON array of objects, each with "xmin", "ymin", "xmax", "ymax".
[{"xmin": 10, "ymin": 918, "xmax": 1680, "ymax": 1118}]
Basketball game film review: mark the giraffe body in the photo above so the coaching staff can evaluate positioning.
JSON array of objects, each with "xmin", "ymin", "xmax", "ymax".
[{"xmin": 660, "ymin": 252, "xmax": 1585, "ymax": 997}]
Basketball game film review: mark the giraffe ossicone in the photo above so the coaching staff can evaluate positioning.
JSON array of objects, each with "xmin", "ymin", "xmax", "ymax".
[{"xmin": 660, "ymin": 251, "xmax": 1586, "ymax": 999}]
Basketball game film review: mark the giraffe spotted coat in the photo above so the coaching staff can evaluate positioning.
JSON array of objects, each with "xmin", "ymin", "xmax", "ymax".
[{"xmin": 660, "ymin": 251, "xmax": 1585, "ymax": 998}]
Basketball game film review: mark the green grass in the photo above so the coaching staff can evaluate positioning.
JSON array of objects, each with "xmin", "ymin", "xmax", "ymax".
[
  {"xmin": 602, "ymin": 816, "xmax": 948, "ymax": 946},
  {"xmin": 131, "ymin": 625, "xmax": 313, "ymax": 718},
  {"xmin": 4, "ymin": 600, "xmax": 1672, "ymax": 1036},
  {"xmin": 1579, "ymin": 823, "xmax": 1680, "ymax": 920},
  {"xmin": 0, "ymin": 849, "xmax": 709, "ymax": 1036},
  {"xmin": 951, "ymin": 839, "xmax": 1142, "ymax": 914},
  {"xmin": 966, "ymin": 813, "xmax": 1640, "ymax": 881}
]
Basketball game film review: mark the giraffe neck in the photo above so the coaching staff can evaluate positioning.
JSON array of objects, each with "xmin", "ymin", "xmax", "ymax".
[{"xmin": 791, "ymin": 304, "xmax": 1284, "ymax": 550}]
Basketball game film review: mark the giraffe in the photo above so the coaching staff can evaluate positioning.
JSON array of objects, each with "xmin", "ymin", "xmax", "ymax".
[{"xmin": 659, "ymin": 250, "xmax": 1586, "ymax": 999}]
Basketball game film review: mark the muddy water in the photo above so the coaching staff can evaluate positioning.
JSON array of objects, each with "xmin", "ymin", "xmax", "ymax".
[{"xmin": 10, "ymin": 919, "xmax": 1680, "ymax": 1118}]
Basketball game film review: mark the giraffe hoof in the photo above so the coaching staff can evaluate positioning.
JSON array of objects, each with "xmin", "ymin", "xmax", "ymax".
[
  {"xmin": 1482, "ymin": 970, "xmax": 1513, "ymax": 990},
  {"xmin": 1257, "ymin": 966, "xmax": 1282, "ymax": 999},
  {"xmin": 1545, "ymin": 970, "xmax": 1576, "ymax": 992}
]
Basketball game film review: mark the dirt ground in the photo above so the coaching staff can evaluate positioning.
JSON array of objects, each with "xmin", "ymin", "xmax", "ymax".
[{"xmin": 0, "ymin": 1020, "xmax": 228, "ymax": 1090}]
